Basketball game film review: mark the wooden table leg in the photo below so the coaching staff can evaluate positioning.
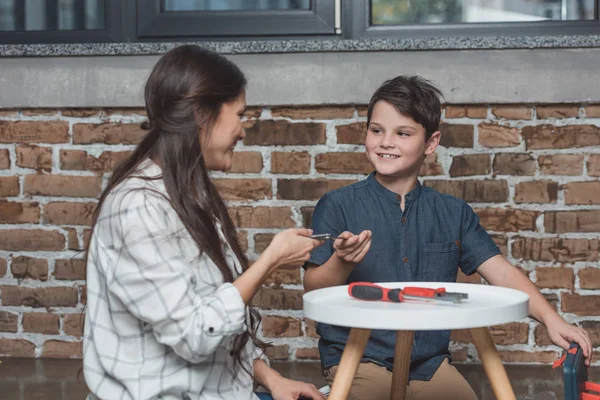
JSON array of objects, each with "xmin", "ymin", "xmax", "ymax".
[
  {"xmin": 470, "ymin": 327, "xmax": 516, "ymax": 400},
  {"xmin": 390, "ymin": 330, "xmax": 414, "ymax": 400},
  {"xmin": 328, "ymin": 328, "xmax": 371, "ymax": 400}
]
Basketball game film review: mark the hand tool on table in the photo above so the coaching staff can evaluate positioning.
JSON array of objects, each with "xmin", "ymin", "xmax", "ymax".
[{"xmin": 348, "ymin": 282, "xmax": 469, "ymax": 304}]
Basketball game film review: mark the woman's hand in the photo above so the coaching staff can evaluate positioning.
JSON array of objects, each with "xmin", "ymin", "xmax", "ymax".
[
  {"xmin": 545, "ymin": 314, "xmax": 593, "ymax": 365},
  {"xmin": 333, "ymin": 230, "xmax": 372, "ymax": 264},
  {"xmin": 270, "ymin": 376, "xmax": 327, "ymax": 400},
  {"xmin": 262, "ymin": 229, "xmax": 322, "ymax": 270}
]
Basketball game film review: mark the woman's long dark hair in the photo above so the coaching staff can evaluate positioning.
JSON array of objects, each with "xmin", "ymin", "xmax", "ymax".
[{"xmin": 87, "ymin": 45, "xmax": 262, "ymax": 376}]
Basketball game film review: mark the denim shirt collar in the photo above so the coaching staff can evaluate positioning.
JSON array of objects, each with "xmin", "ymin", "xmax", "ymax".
[{"xmin": 367, "ymin": 172, "xmax": 422, "ymax": 205}]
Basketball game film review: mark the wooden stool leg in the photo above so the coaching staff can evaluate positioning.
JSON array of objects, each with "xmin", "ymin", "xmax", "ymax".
[
  {"xmin": 391, "ymin": 330, "xmax": 414, "ymax": 400},
  {"xmin": 328, "ymin": 328, "xmax": 372, "ymax": 400},
  {"xmin": 470, "ymin": 327, "xmax": 516, "ymax": 400}
]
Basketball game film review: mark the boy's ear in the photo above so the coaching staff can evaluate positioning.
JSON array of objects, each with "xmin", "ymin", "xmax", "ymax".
[{"xmin": 424, "ymin": 131, "xmax": 441, "ymax": 155}]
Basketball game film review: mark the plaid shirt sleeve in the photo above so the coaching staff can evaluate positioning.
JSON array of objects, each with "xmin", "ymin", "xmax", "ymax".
[{"xmin": 105, "ymin": 189, "xmax": 247, "ymax": 363}]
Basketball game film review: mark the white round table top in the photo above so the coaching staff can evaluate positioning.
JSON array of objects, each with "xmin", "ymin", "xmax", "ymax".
[{"xmin": 303, "ymin": 282, "xmax": 529, "ymax": 330}]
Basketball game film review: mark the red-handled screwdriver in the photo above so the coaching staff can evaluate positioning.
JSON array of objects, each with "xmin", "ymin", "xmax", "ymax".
[{"xmin": 348, "ymin": 282, "xmax": 468, "ymax": 304}]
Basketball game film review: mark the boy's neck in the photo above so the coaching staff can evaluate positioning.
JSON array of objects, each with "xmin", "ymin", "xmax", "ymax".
[{"xmin": 374, "ymin": 172, "xmax": 419, "ymax": 198}]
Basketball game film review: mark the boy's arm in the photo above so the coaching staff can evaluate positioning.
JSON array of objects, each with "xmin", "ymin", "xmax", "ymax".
[
  {"xmin": 304, "ymin": 230, "xmax": 372, "ymax": 292},
  {"xmin": 477, "ymin": 254, "xmax": 592, "ymax": 364}
]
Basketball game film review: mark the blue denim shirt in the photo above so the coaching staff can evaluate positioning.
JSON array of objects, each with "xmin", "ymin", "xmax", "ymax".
[{"xmin": 307, "ymin": 173, "xmax": 501, "ymax": 381}]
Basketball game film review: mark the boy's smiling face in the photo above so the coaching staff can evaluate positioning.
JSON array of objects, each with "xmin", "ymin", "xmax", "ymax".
[{"xmin": 365, "ymin": 100, "xmax": 440, "ymax": 180}]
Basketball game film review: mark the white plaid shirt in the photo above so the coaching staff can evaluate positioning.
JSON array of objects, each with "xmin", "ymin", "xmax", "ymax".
[{"xmin": 84, "ymin": 160, "xmax": 267, "ymax": 400}]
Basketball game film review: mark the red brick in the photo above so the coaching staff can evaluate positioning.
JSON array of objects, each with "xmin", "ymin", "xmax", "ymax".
[
  {"xmin": 498, "ymin": 351, "xmax": 557, "ymax": 363},
  {"xmin": 82, "ymin": 229, "xmax": 91, "ymax": 249},
  {"xmin": 457, "ymin": 269, "xmax": 482, "ymax": 284},
  {"xmin": 512, "ymin": 237, "xmax": 599, "ymax": 262},
  {"xmin": 0, "ymin": 229, "xmax": 65, "ymax": 251},
  {"xmin": 423, "ymin": 180, "xmax": 508, "ymax": 203},
  {"xmin": 60, "ymin": 150, "xmax": 132, "ymax": 173},
  {"xmin": 228, "ymin": 207, "xmax": 294, "ymax": 229},
  {"xmin": 301, "ymin": 206, "xmax": 314, "ymax": 229},
  {"xmin": 0, "ymin": 339, "xmax": 35, "ymax": 357},
  {"xmin": 43, "ymin": 202, "xmax": 96, "ymax": 225},
  {"xmin": 23, "ymin": 313, "xmax": 60, "ymax": 334},
  {"xmin": 0, "ymin": 121, "xmax": 69, "ymax": 143},
  {"xmin": 493, "ymin": 153, "xmax": 536, "ymax": 176},
  {"xmin": 1, "ymin": 286, "xmax": 78, "ymax": 307},
  {"xmin": 305, "ymin": 319, "xmax": 319, "ymax": 338},
  {"xmin": 579, "ymin": 267, "xmax": 600, "ymax": 289},
  {"xmin": 337, "ymin": 122, "xmax": 366, "ymax": 145},
  {"xmin": 489, "ymin": 323, "xmax": 530, "ymax": 345},
  {"xmin": 535, "ymin": 267, "xmax": 574, "ymax": 289},
  {"xmin": 0, "ymin": 311, "xmax": 18, "ymax": 332},
  {"xmin": 565, "ymin": 182, "xmax": 600, "ymax": 205},
  {"xmin": 80, "ymin": 285, "xmax": 87, "ymax": 305},
  {"xmin": 244, "ymin": 120, "xmax": 325, "ymax": 146},
  {"xmin": 42, "ymin": 340, "xmax": 82, "ymax": 358},
  {"xmin": 54, "ymin": 259, "xmax": 86, "ymax": 280},
  {"xmin": 253, "ymin": 233, "xmax": 275, "ymax": 255},
  {"xmin": 237, "ymin": 230, "xmax": 248, "ymax": 253},
  {"xmin": 561, "ymin": 294, "xmax": 600, "ymax": 316},
  {"xmin": 0, "ymin": 176, "xmax": 19, "ymax": 197},
  {"xmin": 296, "ymin": 347, "xmax": 320, "ymax": 360},
  {"xmin": 21, "ymin": 109, "xmax": 57, "ymax": 116},
  {"xmin": 445, "ymin": 105, "xmax": 487, "ymax": 119},
  {"xmin": 584, "ymin": 105, "xmax": 600, "ymax": 117},
  {"xmin": 104, "ymin": 108, "xmax": 146, "ymax": 116},
  {"xmin": 62, "ymin": 313, "xmax": 85, "ymax": 337},
  {"xmin": 61, "ymin": 109, "xmax": 102, "ymax": 117},
  {"xmin": 544, "ymin": 293, "xmax": 559, "ymax": 311},
  {"xmin": 0, "ymin": 258, "xmax": 6, "ymax": 277},
  {"xmin": 545, "ymin": 210, "xmax": 600, "ymax": 233},
  {"xmin": 271, "ymin": 106, "xmax": 354, "ymax": 119},
  {"xmin": 534, "ymin": 324, "xmax": 552, "ymax": 346},
  {"xmin": 588, "ymin": 155, "xmax": 600, "ymax": 177},
  {"xmin": 357, "ymin": 106, "xmax": 368, "ymax": 117},
  {"xmin": 538, "ymin": 154, "xmax": 583, "ymax": 176},
  {"xmin": 419, "ymin": 153, "xmax": 443, "ymax": 176},
  {"xmin": 522, "ymin": 125, "xmax": 600, "ymax": 150},
  {"xmin": 0, "ymin": 109, "xmax": 18, "ymax": 116},
  {"xmin": 478, "ymin": 123, "xmax": 520, "ymax": 148},
  {"xmin": 228, "ymin": 152, "xmax": 263, "ymax": 173},
  {"xmin": 265, "ymin": 344, "xmax": 289, "ymax": 360},
  {"xmin": 244, "ymin": 107, "xmax": 262, "ymax": 119},
  {"xmin": 277, "ymin": 179, "xmax": 356, "ymax": 200},
  {"xmin": 261, "ymin": 316, "xmax": 302, "ymax": 338},
  {"xmin": 73, "ymin": 123, "xmax": 146, "ymax": 144},
  {"xmin": 0, "ymin": 148, "xmax": 10, "ymax": 169},
  {"xmin": 271, "ymin": 151, "xmax": 310, "ymax": 174},
  {"xmin": 315, "ymin": 153, "xmax": 372, "ymax": 174},
  {"xmin": 264, "ymin": 268, "xmax": 301, "ymax": 286},
  {"xmin": 251, "ymin": 288, "xmax": 303, "ymax": 310},
  {"xmin": 514, "ymin": 181, "xmax": 558, "ymax": 204},
  {"xmin": 11, "ymin": 256, "xmax": 48, "ymax": 280},
  {"xmin": 475, "ymin": 208, "xmax": 538, "ymax": 232},
  {"xmin": 491, "ymin": 106, "xmax": 532, "ymax": 120},
  {"xmin": 24, "ymin": 175, "xmax": 101, "ymax": 198},
  {"xmin": 213, "ymin": 179, "xmax": 271, "ymax": 201},
  {"xmin": 449, "ymin": 154, "xmax": 490, "ymax": 177},
  {"xmin": 0, "ymin": 201, "xmax": 40, "ymax": 223},
  {"xmin": 16, "ymin": 145, "xmax": 52, "ymax": 171},
  {"xmin": 439, "ymin": 123, "xmax": 474, "ymax": 148},
  {"xmin": 580, "ymin": 321, "xmax": 600, "ymax": 346},
  {"xmin": 536, "ymin": 105, "xmax": 579, "ymax": 119},
  {"xmin": 451, "ymin": 349, "xmax": 468, "ymax": 362}
]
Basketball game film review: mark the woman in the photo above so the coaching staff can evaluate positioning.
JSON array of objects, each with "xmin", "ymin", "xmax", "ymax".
[{"xmin": 83, "ymin": 45, "xmax": 326, "ymax": 400}]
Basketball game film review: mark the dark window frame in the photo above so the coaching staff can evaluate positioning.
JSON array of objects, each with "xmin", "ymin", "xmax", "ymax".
[
  {"xmin": 0, "ymin": 0, "xmax": 123, "ymax": 44},
  {"xmin": 346, "ymin": 0, "xmax": 600, "ymax": 39},
  {"xmin": 137, "ymin": 0, "xmax": 337, "ymax": 39}
]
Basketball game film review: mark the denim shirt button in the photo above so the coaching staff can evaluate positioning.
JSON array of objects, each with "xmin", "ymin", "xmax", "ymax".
[
  {"xmin": 401, "ymin": 217, "xmax": 407, "ymax": 224},
  {"xmin": 402, "ymin": 257, "xmax": 409, "ymax": 263}
]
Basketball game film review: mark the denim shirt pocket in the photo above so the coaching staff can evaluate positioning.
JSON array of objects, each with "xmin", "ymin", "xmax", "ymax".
[{"xmin": 420, "ymin": 242, "xmax": 460, "ymax": 282}]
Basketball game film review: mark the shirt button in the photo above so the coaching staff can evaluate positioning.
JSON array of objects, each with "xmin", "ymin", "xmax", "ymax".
[
  {"xmin": 403, "ymin": 257, "xmax": 409, "ymax": 263},
  {"xmin": 401, "ymin": 217, "xmax": 407, "ymax": 224},
  {"xmin": 396, "ymin": 194, "xmax": 401, "ymax": 200}
]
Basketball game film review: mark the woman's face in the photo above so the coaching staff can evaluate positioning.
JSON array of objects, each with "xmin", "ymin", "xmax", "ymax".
[{"xmin": 200, "ymin": 91, "xmax": 247, "ymax": 172}]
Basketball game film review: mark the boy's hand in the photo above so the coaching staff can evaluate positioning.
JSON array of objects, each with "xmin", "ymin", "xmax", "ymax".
[
  {"xmin": 333, "ymin": 230, "xmax": 372, "ymax": 264},
  {"xmin": 545, "ymin": 315, "xmax": 593, "ymax": 365}
]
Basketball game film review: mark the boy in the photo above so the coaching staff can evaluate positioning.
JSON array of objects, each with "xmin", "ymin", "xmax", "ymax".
[{"xmin": 303, "ymin": 76, "xmax": 592, "ymax": 400}]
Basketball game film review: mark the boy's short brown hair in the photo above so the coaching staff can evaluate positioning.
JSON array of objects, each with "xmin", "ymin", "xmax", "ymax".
[{"xmin": 367, "ymin": 75, "xmax": 443, "ymax": 141}]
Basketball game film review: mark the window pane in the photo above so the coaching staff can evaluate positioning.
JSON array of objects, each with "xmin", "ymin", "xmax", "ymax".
[
  {"xmin": 0, "ymin": 0, "xmax": 105, "ymax": 31},
  {"xmin": 164, "ymin": 0, "xmax": 311, "ymax": 11},
  {"xmin": 371, "ymin": 0, "xmax": 595, "ymax": 25}
]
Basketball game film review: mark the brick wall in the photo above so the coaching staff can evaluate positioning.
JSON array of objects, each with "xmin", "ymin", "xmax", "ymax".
[{"xmin": 0, "ymin": 104, "xmax": 599, "ymax": 365}]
